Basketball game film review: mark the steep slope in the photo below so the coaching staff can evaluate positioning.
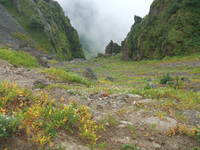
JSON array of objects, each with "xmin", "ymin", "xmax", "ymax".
[
  {"xmin": 122, "ymin": 0, "xmax": 200, "ymax": 60},
  {"xmin": 0, "ymin": 0, "xmax": 84, "ymax": 60}
]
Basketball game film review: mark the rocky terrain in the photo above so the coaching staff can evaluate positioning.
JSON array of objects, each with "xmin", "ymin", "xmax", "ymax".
[{"xmin": 0, "ymin": 52, "xmax": 199, "ymax": 149}]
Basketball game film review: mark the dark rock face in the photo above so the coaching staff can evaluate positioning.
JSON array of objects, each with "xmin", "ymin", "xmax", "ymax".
[
  {"xmin": 122, "ymin": 0, "xmax": 200, "ymax": 61},
  {"xmin": 0, "ymin": 0, "xmax": 85, "ymax": 60},
  {"xmin": 0, "ymin": 4, "xmax": 26, "ymax": 48},
  {"xmin": 105, "ymin": 40, "xmax": 121, "ymax": 56}
]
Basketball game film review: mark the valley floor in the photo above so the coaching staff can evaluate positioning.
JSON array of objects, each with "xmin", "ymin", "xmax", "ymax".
[{"xmin": 0, "ymin": 53, "xmax": 200, "ymax": 150}]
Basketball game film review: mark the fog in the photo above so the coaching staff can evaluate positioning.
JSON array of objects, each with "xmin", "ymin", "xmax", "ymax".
[{"xmin": 56, "ymin": 0, "xmax": 153, "ymax": 53}]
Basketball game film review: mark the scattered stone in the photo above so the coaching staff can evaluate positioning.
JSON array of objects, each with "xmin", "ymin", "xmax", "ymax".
[
  {"xmin": 83, "ymin": 68, "xmax": 97, "ymax": 80},
  {"xmin": 126, "ymin": 94, "xmax": 143, "ymax": 102},
  {"xmin": 183, "ymin": 110, "xmax": 200, "ymax": 126},
  {"xmin": 137, "ymin": 99, "xmax": 154, "ymax": 104}
]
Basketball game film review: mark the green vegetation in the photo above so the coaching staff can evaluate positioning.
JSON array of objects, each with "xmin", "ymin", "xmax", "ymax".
[
  {"xmin": 0, "ymin": 115, "xmax": 19, "ymax": 138},
  {"xmin": 160, "ymin": 73, "xmax": 173, "ymax": 84},
  {"xmin": 192, "ymin": 147, "xmax": 200, "ymax": 150},
  {"xmin": 42, "ymin": 68, "xmax": 92, "ymax": 86},
  {"xmin": 120, "ymin": 144, "xmax": 138, "ymax": 150},
  {"xmin": 2, "ymin": 0, "xmax": 84, "ymax": 60},
  {"xmin": 0, "ymin": 48, "xmax": 39, "ymax": 68},
  {"xmin": 197, "ymin": 128, "xmax": 200, "ymax": 142},
  {"xmin": 63, "ymin": 53, "xmax": 200, "ymax": 113},
  {"xmin": 122, "ymin": 0, "xmax": 200, "ymax": 60},
  {"xmin": 0, "ymin": 81, "xmax": 102, "ymax": 145},
  {"xmin": 0, "ymin": 0, "xmax": 12, "ymax": 7}
]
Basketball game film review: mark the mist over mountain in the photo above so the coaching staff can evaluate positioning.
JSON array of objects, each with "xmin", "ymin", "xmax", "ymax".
[{"xmin": 56, "ymin": 0, "xmax": 153, "ymax": 55}]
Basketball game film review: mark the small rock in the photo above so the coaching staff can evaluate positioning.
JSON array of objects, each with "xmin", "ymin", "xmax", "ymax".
[
  {"xmin": 114, "ymin": 136, "xmax": 131, "ymax": 143},
  {"xmin": 120, "ymin": 121, "xmax": 133, "ymax": 126},
  {"xmin": 118, "ymin": 121, "xmax": 133, "ymax": 128},
  {"xmin": 152, "ymin": 142, "xmax": 161, "ymax": 149},
  {"xmin": 148, "ymin": 137, "xmax": 155, "ymax": 141},
  {"xmin": 127, "ymin": 94, "xmax": 143, "ymax": 100}
]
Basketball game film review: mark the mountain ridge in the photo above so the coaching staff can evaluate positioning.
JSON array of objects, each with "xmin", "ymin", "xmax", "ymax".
[{"xmin": 121, "ymin": 0, "xmax": 200, "ymax": 60}]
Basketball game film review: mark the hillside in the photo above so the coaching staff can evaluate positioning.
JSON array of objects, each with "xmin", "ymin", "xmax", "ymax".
[
  {"xmin": 0, "ymin": 0, "xmax": 84, "ymax": 60},
  {"xmin": 122, "ymin": 0, "xmax": 200, "ymax": 60},
  {"xmin": 0, "ymin": 0, "xmax": 200, "ymax": 149},
  {"xmin": 0, "ymin": 50, "xmax": 200, "ymax": 149}
]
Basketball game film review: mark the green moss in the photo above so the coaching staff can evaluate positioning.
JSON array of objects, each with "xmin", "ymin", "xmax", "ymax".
[
  {"xmin": 0, "ymin": 48, "xmax": 39, "ymax": 68},
  {"xmin": 122, "ymin": 0, "xmax": 200, "ymax": 60}
]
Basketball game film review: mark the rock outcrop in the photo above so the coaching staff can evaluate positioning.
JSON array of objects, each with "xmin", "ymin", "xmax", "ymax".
[
  {"xmin": 122, "ymin": 0, "xmax": 200, "ymax": 60},
  {"xmin": 0, "ymin": 0, "xmax": 85, "ymax": 60},
  {"xmin": 105, "ymin": 40, "xmax": 121, "ymax": 56}
]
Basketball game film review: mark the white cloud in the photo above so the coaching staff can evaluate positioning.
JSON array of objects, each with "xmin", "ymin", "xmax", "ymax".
[{"xmin": 56, "ymin": 0, "xmax": 154, "ymax": 52}]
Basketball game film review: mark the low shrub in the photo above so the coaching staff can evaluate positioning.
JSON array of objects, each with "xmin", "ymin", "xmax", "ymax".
[
  {"xmin": 0, "ymin": 81, "xmax": 32, "ymax": 114},
  {"xmin": 0, "ymin": 81, "xmax": 101, "ymax": 144},
  {"xmin": 22, "ymin": 100, "xmax": 103, "ymax": 144},
  {"xmin": 0, "ymin": 115, "xmax": 19, "ymax": 138},
  {"xmin": 160, "ymin": 73, "xmax": 173, "ymax": 84}
]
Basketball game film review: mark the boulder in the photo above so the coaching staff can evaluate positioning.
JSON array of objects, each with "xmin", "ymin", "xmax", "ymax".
[
  {"xmin": 183, "ymin": 110, "xmax": 200, "ymax": 126},
  {"xmin": 143, "ymin": 116, "xmax": 177, "ymax": 132}
]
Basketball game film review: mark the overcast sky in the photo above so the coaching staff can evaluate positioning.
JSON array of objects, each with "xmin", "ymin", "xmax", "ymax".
[{"xmin": 56, "ymin": 0, "xmax": 154, "ymax": 53}]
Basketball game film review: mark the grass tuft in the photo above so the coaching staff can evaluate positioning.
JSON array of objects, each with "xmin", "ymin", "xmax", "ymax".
[{"xmin": 42, "ymin": 68, "xmax": 92, "ymax": 86}]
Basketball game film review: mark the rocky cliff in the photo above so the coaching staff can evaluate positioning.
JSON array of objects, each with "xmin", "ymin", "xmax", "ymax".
[
  {"xmin": 0, "ymin": 0, "xmax": 85, "ymax": 60},
  {"xmin": 122, "ymin": 0, "xmax": 200, "ymax": 60},
  {"xmin": 105, "ymin": 40, "xmax": 121, "ymax": 56}
]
